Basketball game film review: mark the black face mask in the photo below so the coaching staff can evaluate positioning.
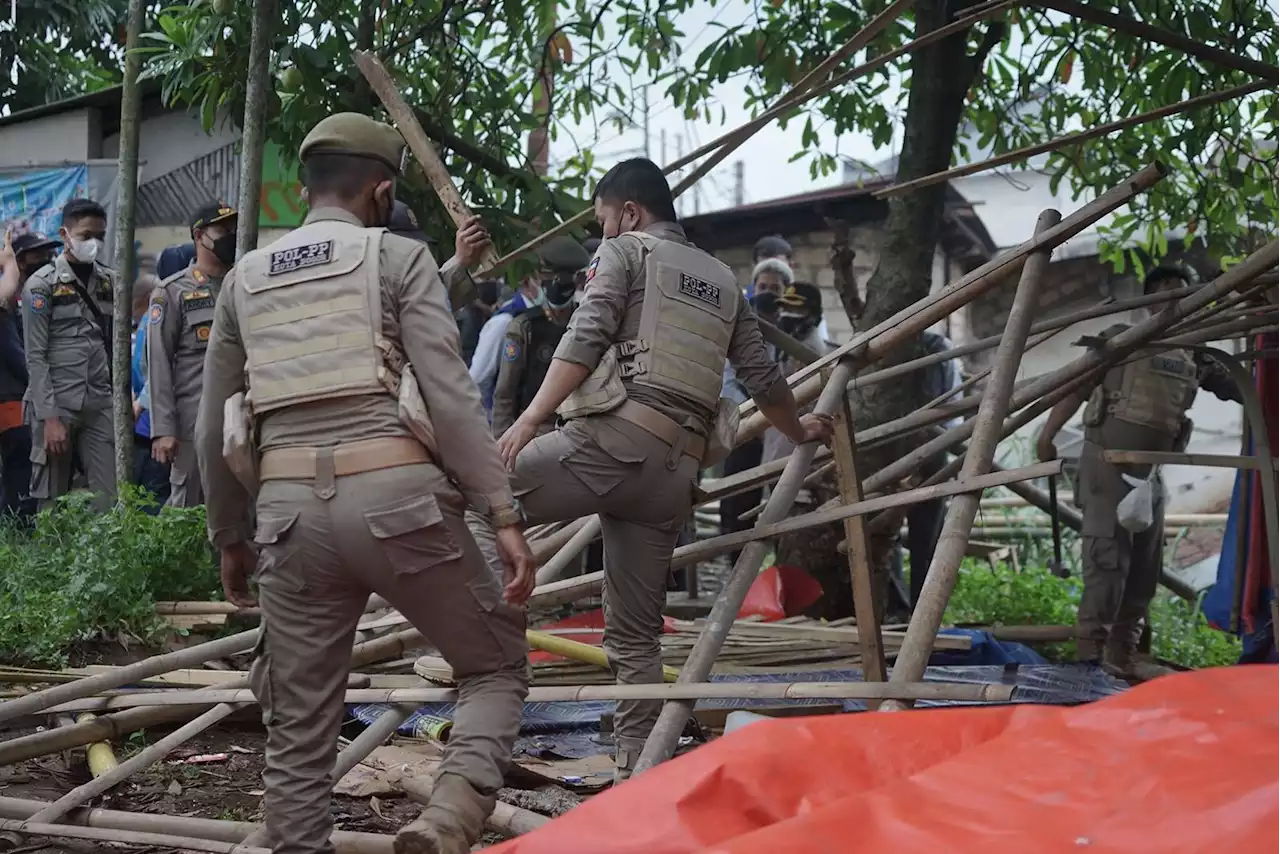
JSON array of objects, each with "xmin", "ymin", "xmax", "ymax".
[
  {"xmin": 778, "ymin": 314, "xmax": 814, "ymax": 339},
  {"xmin": 19, "ymin": 258, "xmax": 50, "ymax": 281},
  {"xmin": 211, "ymin": 233, "xmax": 238, "ymax": 267},
  {"xmin": 543, "ymin": 277, "xmax": 577, "ymax": 309}
]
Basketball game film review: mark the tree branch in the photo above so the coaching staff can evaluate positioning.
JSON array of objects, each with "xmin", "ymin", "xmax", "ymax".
[{"xmin": 969, "ymin": 20, "xmax": 1006, "ymax": 71}]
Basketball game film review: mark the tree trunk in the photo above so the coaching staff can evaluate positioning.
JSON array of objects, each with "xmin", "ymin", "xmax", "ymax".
[
  {"xmin": 235, "ymin": 0, "xmax": 277, "ymax": 259},
  {"xmin": 803, "ymin": 0, "xmax": 1003, "ymax": 617},
  {"xmin": 111, "ymin": 0, "xmax": 147, "ymax": 492}
]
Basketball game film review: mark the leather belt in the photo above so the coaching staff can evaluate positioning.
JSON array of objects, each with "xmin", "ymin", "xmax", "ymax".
[
  {"xmin": 611, "ymin": 400, "xmax": 706, "ymax": 461},
  {"xmin": 259, "ymin": 437, "xmax": 430, "ymax": 481}
]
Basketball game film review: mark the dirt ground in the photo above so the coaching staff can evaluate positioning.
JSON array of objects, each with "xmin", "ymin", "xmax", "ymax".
[{"xmin": 0, "ymin": 721, "xmax": 546, "ymax": 852}]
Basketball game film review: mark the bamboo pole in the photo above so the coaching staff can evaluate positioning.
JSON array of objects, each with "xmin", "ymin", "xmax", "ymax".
[
  {"xmin": 109, "ymin": 0, "xmax": 145, "ymax": 488},
  {"xmin": 534, "ymin": 516, "xmax": 600, "ymax": 584},
  {"xmin": 527, "ymin": 631, "xmax": 680, "ymax": 682},
  {"xmin": 735, "ymin": 164, "xmax": 1168, "ymax": 442},
  {"xmin": 876, "ymin": 81, "xmax": 1268, "ymax": 197},
  {"xmin": 1102, "ymin": 450, "xmax": 1279, "ymax": 470},
  {"xmin": 236, "ymin": 0, "xmax": 276, "ymax": 256},
  {"xmin": 26, "ymin": 703, "xmax": 241, "ymax": 824},
  {"xmin": 0, "ymin": 818, "xmax": 272, "ymax": 854},
  {"xmin": 0, "ymin": 627, "xmax": 424, "ymax": 766},
  {"xmin": 634, "ymin": 360, "xmax": 858, "ymax": 774},
  {"xmin": 668, "ymin": 0, "xmax": 916, "ymax": 197},
  {"xmin": 155, "ymin": 602, "xmax": 260, "ymax": 616},
  {"xmin": 391, "ymin": 772, "xmax": 548, "ymax": 837},
  {"xmin": 1036, "ymin": 0, "xmax": 1276, "ymax": 81},
  {"xmin": 885, "ymin": 210, "xmax": 1061, "ymax": 708},
  {"xmin": 352, "ymin": 51, "xmax": 500, "ymax": 271},
  {"xmin": 35, "ymin": 680, "xmax": 1014, "ymax": 710},
  {"xmin": 847, "ymin": 287, "xmax": 1194, "ymax": 395},
  {"xmin": 0, "ymin": 797, "xmax": 393, "ymax": 854},
  {"xmin": 532, "ymin": 515, "xmax": 592, "ymax": 563},
  {"xmin": 0, "ymin": 628, "xmax": 259, "ymax": 724},
  {"xmin": 830, "ymin": 391, "xmax": 886, "ymax": 696},
  {"xmin": 77, "ymin": 714, "xmax": 118, "ymax": 779}
]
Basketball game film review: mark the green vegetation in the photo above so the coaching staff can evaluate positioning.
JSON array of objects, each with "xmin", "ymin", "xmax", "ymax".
[
  {"xmin": 942, "ymin": 557, "xmax": 1242, "ymax": 669},
  {"xmin": 0, "ymin": 487, "xmax": 222, "ymax": 667}
]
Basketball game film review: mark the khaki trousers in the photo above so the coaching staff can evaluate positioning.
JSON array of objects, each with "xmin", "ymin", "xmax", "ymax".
[
  {"xmin": 29, "ymin": 407, "xmax": 116, "ymax": 512},
  {"xmin": 252, "ymin": 462, "xmax": 528, "ymax": 854},
  {"xmin": 1077, "ymin": 440, "xmax": 1165, "ymax": 660},
  {"xmin": 472, "ymin": 416, "xmax": 698, "ymax": 749},
  {"xmin": 165, "ymin": 440, "xmax": 204, "ymax": 508}
]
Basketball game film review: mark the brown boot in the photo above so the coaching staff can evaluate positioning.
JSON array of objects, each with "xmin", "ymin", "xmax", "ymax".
[
  {"xmin": 1102, "ymin": 639, "xmax": 1136, "ymax": 681},
  {"xmin": 395, "ymin": 774, "xmax": 495, "ymax": 854},
  {"xmin": 612, "ymin": 736, "xmax": 645, "ymax": 787}
]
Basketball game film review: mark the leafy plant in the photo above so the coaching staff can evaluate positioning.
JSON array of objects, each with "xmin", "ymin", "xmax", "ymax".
[
  {"xmin": 0, "ymin": 485, "xmax": 222, "ymax": 667},
  {"xmin": 938, "ymin": 556, "xmax": 1241, "ymax": 668}
]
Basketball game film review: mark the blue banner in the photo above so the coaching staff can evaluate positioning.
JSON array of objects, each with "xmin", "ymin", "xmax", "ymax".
[{"xmin": 0, "ymin": 166, "xmax": 89, "ymax": 238}]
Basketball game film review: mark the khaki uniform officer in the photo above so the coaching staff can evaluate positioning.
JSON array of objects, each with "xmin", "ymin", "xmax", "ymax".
[
  {"xmin": 23, "ymin": 198, "xmax": 117, "ymax": 511},
  {"xmin": 491, "ymin": 158, "xmax": 833, "ymax": 781},
  {"xmin": 490, "ymin": 236, "xmax": 591, "ymax": 437},
  {"xmin": 147, "ymin": 201, "xmax": 239, "ymax": 507},
  {"xmin": 195, "ymin": 113, "xmax": 536, "ymax": 854},
  {"xmin": 1040, "ymin": 264, "xmax": 1240, "ymax": 675}
]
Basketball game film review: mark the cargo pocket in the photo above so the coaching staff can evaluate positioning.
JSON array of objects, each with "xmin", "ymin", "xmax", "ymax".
[
  {"xmin": 29, "ymin": 445, "xmax": 48, "ymax": 499},
  {"xmin": 249, "ymin": 627, "xmax": 274, "ymax": 727},
  {"xmin": 364, "ymin": 492, "xmax": 462, "ymax": 576},
  {"xmin": 253, "ymin": 511, "xmax": 302, "ymax": 592},
  {"xmin": 560, "ymin": 421, "xmax": 647, "ymax": 497}
]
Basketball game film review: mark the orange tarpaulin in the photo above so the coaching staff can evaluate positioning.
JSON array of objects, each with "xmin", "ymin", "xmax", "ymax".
[{"xmin": 490, "ymin": 666, "xmax": 1279, "ymax": 854}]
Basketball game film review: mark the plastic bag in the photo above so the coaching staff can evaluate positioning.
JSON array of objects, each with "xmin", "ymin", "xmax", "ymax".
[{"xmin": 1117, "ymin": 469, "xmax": 1161, "ymax": 533}]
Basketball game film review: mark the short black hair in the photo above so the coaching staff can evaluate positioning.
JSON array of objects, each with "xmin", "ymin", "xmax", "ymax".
[
  {"xmin": 753, "ymin": 234, "xmax": 792, "ymax": 261},
  {"xmin": 1142, "ymin": 263, "xmax": 1193, "ymax": 293},
  {"xmin": 592, "ymin": 158, "xmax": 678, "ymax": 223},
  {"xmin": 302, "ymin": 153, "xmax": 395, "ymax": 199},
  {"xmin": 62, "ymin": 198, "xmax": 107, "ymax": 229}
]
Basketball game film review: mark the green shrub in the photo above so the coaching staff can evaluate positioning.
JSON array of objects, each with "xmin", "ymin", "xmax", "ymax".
[
  {"xmin": 0, "ymin": 486, "xmax": 222, "ymax": 666},
  {"xmin": 938, "ymin": 557, "xmax": 1241, "ymax": 669}
]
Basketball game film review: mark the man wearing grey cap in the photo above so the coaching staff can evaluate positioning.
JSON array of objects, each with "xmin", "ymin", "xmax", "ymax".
[{"xmin": 196, "ymin": 112, "xmax": 533, "ymax": 854}]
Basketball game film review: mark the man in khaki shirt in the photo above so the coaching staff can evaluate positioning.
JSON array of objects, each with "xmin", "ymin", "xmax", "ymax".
[
  {"xmin": 196, "ymin": 113, "xmax": 534, "ymax": 854},
  {"xmin": 493, "ymin": 158, "xmax": 832, "ymax": 782}
]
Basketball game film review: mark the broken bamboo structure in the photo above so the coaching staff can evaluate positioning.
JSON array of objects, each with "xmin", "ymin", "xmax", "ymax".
[
  {"xmin": 876, "ymin": 81, "xmax": 1268, "ymax": 198},
  {"xmin": 886, "ymin": 239, "xmax": 1280, "ymax": 699},
  {"xmin": 735, "ymin": 163, "xmax": 1168, "ymax": 440},
  {"xmin": 883, "ymin": 209, "xmax": 1061, "ymax": 709}
]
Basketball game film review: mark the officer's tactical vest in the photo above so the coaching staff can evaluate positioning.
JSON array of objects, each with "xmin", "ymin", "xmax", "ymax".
[
  {"xmin": 235, "ymin": 222, "xmax": 397, "ymax": 414},
  {"xmin": 519, "ymin": 309, "xmax": 567, "ymax": 414},
  {"xmin": 1084, "ymin": 347, "xmax": 1199, "ymax": 434},
  {"xmin": 622, "ymin": 232, "xmax": 739, "ymax": 410}
]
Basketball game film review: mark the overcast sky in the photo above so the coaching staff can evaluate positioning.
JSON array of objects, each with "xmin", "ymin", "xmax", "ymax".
[{"xmin": 547, "ymin": 0, "xmax": 895, "ymax": 214}]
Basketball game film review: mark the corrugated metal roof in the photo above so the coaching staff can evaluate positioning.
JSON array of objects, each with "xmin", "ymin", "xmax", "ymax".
[{"xmin": 137, "ymin": 141, "xmax": 240, "ymax": 227}]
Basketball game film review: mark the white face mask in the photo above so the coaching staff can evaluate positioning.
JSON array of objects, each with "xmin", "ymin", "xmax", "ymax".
[{"xmin": 67, "ymin": 236, "xmax": 102, "ymax": 264}]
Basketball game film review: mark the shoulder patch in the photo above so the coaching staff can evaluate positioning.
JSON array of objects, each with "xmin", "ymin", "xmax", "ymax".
[
  {"xmin": 584, "ymin": 256, "xmax": 600, "ymax": 283},
  {"xmin": 502, "ymin": 339, "xmax": 521, "ymax": 362},
  {"xmin": 269, "ymin": 240, "xmax": 333, "ymax": 275},
  {"xmin": 678, "ymin": 272, "xmax": 721, "ymax": 308},
  {"xmin": 149, "ymin": 302, "xmax": 165, "ymax": 325},
  {"xmin": 28, "ymin": 293, "xmax": 48, "ymax": 314}
]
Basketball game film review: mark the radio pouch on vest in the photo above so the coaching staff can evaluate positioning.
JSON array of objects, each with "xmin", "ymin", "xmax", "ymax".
[
  {"xmin": 397, "ymin": 364, "xmax": 440, "ymax": 460},
  {"xmin": 557, "ymin": 346, "xmax": 628, "ymax": 420},
  {"xmin": 702, "ymin": 396, "xmax": 740, "ymax": 468},
  {"xmin": 223, "ymin": 391, "xmax": 259, "ymax": 495}
]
